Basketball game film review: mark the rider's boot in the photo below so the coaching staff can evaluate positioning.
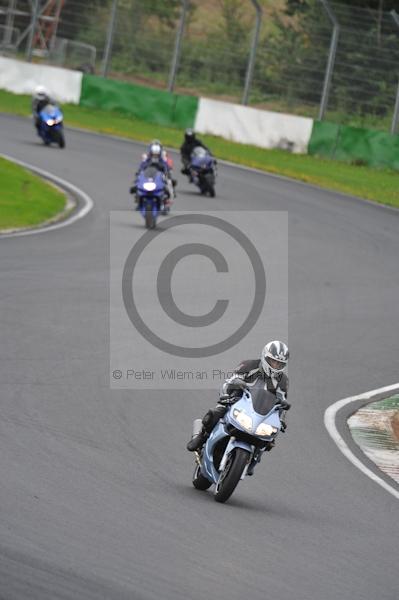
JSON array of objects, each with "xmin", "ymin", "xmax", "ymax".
[
  {"xmin": 265, "ymin": 440, "xmax": 275, "ymax": 452},
  {"xmin": 247, "ymin": 441, "xmax": 275, "ymax": 476},
  {"xmin": 187, "ymin": 406, "xmax": 226, "ymax": 452},
  {"xmin": 186, "ymin": 428, "xmax": 208, "ymax": 452},
  {"xmin": 247, "ymin": 453, "xmax": 260, "ymax": 476}
]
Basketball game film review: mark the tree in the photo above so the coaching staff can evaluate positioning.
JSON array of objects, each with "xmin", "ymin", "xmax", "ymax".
[{"xmin": 262, "ymin": 0, "xmax": 399, "ymax": 120}]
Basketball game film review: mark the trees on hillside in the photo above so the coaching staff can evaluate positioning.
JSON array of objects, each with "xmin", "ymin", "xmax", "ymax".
[{"xmin": 266, "ymin": 0, "xmax": 399, "ymax": 119}]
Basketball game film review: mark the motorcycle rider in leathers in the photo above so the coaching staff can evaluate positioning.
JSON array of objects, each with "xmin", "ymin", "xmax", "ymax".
[
  {"xmin": 130, "ymin": 140, "xmax": 176, "ymax": 209},
  {"xmin": 187, "ymin": 340, "xmax": 290, "ymax": 475},
  {"xmin": 32, "ymin": 85, "xmax": 54, "ymax": 134},
  {"xmin": 180, "ymin": 128, "xmax": 212, "ymax": 175}
]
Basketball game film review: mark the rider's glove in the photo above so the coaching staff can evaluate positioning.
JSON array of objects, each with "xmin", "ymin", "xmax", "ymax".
[
  {"xmin": 280, "ymin": 400, "xmax": 291, "ymax": 411},
  {"xmin": 219, "ymin": 394, "xmax": 235, "ymax": 406}
]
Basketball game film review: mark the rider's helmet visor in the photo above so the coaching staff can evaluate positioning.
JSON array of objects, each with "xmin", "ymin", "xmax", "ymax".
[{"xmin": 266, "ymin": 357, "xmax": 286, "ymax": 370}]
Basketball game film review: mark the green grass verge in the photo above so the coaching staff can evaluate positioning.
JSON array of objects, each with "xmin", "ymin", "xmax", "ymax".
[
  {"xmin": 1, "ymin": 89, "xmax": 398, "ymax": 209},
  {"xmin": 0, "ymin": 155, "xmax": 66, "ymax": 230}
]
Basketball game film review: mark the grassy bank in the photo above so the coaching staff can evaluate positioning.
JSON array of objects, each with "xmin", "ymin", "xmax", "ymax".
[
  {"xmin": 0, "ymin": 155, "xmax": 66, "ymax": 230},
  {"xmin": 1, "ymin": 89, "xmax": 398, "ymax": 209}
]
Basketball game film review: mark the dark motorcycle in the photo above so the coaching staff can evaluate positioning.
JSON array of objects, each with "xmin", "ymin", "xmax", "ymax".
[{"xmin": 188, "ymin": 147, "xmax": 216, "ymax": 197}]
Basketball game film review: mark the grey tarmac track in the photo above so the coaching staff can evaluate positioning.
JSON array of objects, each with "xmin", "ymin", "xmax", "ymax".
[{"xmin": 0, "ymin": 114, "xmax": 398, "ymax": 600}]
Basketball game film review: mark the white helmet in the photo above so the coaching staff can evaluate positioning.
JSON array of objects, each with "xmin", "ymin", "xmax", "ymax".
[
  {"xmin": 261, "ymin": 340, "xmax": 289, "ymax": 378},
  {"xmin": 149, "ymin": 141, "xmax": 162, "ymax": 160},
  {"xmin": 34, "ymin": 85, "xmax": 48, "ymax": 99}
]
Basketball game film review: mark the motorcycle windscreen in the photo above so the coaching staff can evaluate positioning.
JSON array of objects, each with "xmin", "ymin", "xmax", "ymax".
[
  {"xmin": 191, "ymin": 147, "xmax": 207, "ymax": 159},
  {"xmin": 143, "ymin": 166, "xmax": 159, "ymax": 178},
  {"xmin": 40, "ymin": 104, "xmax": 58, "ymax": 118},
  {"xmin": 249, "ymin": 381, "xmax": 277, "ymax": 416}
]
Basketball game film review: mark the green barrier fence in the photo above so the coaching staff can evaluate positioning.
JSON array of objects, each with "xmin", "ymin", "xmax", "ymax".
[
  {"xmin": 309, "ymin": 121, "xmax": 399, "ymax": 170},
  {"xmin": 80, "ymin": 75, "xmax": 198, "ymax": 130}
]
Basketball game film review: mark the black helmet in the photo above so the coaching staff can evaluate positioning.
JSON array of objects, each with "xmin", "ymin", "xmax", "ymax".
[{"xmin": 185, "ymin": 128, "xmax": 196, "ymax": 141}]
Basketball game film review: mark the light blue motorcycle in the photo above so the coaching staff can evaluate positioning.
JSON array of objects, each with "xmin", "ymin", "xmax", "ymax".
[{"xmin": 191, "ymin": 378, "xmax": 285, "ymax": 503}]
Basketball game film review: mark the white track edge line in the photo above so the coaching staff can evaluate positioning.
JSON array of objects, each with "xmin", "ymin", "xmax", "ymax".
[
  {"xmin": 0, "ymin": 153, "xmax": 94, "ymax": 238},
  {"xmin": 324, "ymin": 383, "xmax": 399, "ymax": 500}
]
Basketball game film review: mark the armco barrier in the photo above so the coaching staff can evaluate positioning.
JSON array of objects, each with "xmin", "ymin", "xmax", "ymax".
[
  {"xmin": 309, "ymin": 121, "xmax": 399, "ymax": 170},
  {"xmin": 0, "ymin": 56, "xmax": 82, "ymax": 104},
  {"xmin": 80, "ymin": 75, "xmax": 198, "ymax": 129},
  {"xmin": 194, "ymin": 97, "xmax": 313, "ymax": 154}
]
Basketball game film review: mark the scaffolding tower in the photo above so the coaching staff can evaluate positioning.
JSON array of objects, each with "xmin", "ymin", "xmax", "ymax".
[{"xmin": 0, "ymin": 0, "xmax": 66, "ymax": 53}]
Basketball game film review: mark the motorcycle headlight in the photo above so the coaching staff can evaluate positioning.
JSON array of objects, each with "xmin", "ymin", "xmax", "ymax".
[
  {"xmin": 232, "ymin": 408, "xmax": 253, "ymax": 431},
  {"xmin": 46, "ymin": 119, "xmax": 55, "ymax": 126},
  {"xmin": 255, "ymin": 423, "xmax": 278, "ymax": 437},
  {"xmin": 143, "ymin": 181, "xmax": 157, "ymax": 192}
]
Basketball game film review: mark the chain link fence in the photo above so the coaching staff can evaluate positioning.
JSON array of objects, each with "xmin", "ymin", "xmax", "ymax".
[{"xmin": 1, "ymin": 0, "xmax": 399, "ymax": 131}]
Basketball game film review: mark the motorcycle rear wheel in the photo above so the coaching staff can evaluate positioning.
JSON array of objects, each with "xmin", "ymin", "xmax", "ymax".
[
  {"xmin": 192, "ymin": 464, "xmax": 212, "ymax": 490},
  {"xmin": 214, "ymin": 448, "xmax": 250, "ymax": 503}
]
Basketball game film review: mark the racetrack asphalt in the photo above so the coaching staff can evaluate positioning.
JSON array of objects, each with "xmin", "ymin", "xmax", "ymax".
[{"xmin": 0, "ymin": 114, "xmax": 398, "ymax": 600}]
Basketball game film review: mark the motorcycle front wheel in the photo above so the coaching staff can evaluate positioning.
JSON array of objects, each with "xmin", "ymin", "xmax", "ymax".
[
  {"xmin": 58, "ymin": 131, "xmax": 65, "ymax": 149},
  {"xmin": 214, "ymin": 448, "xmax": 250, "ymax": 503},
  {"xmin": 52, "ymin": 129, "xmax": 65, "ymax": 149},
  {"xmin": 192, "ymin": 464, "xmax": 212, "ymax": 490},
  {"xmin": 205, "ymin": 174, "xmax": 215, "ymax": 197},
  {"xmin": 145, "ymin": 205, "xmax": 156, "ymax": 229}
]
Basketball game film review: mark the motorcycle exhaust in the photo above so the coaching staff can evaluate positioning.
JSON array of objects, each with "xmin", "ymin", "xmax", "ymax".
[{"xmin": 191, "ymin": 419, "xmax": 203, "ymax": 438}]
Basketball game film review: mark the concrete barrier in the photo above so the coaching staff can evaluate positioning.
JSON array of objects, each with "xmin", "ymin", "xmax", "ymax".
[
  {"xmin": 3, "ymin": 56, "xmax": 398, "ymax": 169},
  {"xmin": 194, "ymin": 97, "xmax": 314, "ymax": 154},
  {"xmin": 0, "ymin": 56, "xmax": 82, "ymax": 104}
]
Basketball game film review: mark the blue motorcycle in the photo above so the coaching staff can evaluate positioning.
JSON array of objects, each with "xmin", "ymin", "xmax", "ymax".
[
  {"xmin": 136, "ymin": 166, "xmax": 169, "ymax": 229},
  {"xmin": 191, "ymin": 378, "xmax": 285, "ymax": 503},
  {"xmin": 188, "ymin": 147, "xmax": 216, "ymax": 197},
  {"xmin": 37, "ymin": 103, "xmax": 65, "ymax": 148}
]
